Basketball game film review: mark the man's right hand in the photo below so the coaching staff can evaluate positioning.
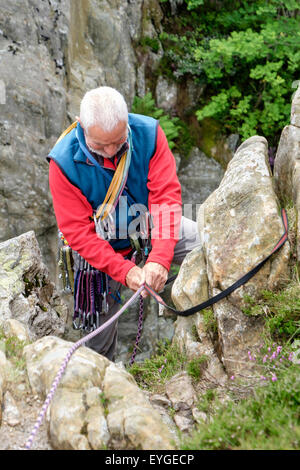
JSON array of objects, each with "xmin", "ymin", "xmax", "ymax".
[{"xmin": 125, "ymin": 266, "xmax": 147, "ymax": 298}]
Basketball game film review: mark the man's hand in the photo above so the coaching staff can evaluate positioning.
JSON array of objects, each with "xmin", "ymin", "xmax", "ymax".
[
  {"xmin": 141, "ymin": 262, "xmax": 168, "ymax": 298},
  {"xmin": 125, "ymin": 266, "xmax": 145, "ymax": 292}
]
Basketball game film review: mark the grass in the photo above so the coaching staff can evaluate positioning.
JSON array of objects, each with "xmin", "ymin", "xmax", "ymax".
[
  {"xmin": 127, "ymin": 340, "xmax": 210, "ymax": 392},
  {"xmin": 181, "ymin": 363, "xmax": 300, "ymax": 450},
  {"xmin": 0, "ymin": 326, "xmax": 30, "ymax": 371}
]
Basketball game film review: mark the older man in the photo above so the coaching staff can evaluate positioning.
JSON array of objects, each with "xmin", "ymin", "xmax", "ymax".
[{"xmin": 48, "ymin": 86, "xmax": 200, "ymax": 361}]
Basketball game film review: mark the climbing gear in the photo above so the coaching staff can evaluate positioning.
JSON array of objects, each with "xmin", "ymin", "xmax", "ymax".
[
  {"xmin": 57, "ymin": 231, "xmax": 74, "ymax": 294},
  {"xmin": 72, "ymin": 253, "xmax": 111, "ymax": 332},
  {"xmin": 129, "ymin": 210, "xmax": 154, "ymax": 265},
  {"xmin": 129, "ymin": 295, "xmax": 144, "ymax": 366},
  {"xmin": 24, "ymin": 208, "xmax": 288, "ymax": 450}
]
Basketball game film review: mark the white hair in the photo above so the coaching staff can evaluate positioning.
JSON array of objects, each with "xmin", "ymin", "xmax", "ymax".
[{"xmin": 80, "ymin": 86, "xmax": 128, "ymax": 133}]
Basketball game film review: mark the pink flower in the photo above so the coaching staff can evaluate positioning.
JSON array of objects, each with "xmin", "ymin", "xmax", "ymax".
[
  {"xmin": 230, "ymin": 375, "xmax": 235, "ymax": 380},
  {"xmin": 263, "ymin": 355, "xmax": 268, "ymax": 363},
  {"xmin": 261, "ymin": 376, "xmax": 267, "ymax": 380},
  {"xmin": 271, "ymin": 375, "xmax": 277, "ymax": 382}
]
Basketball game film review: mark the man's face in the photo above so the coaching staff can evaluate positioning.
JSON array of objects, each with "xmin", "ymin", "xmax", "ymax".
[{"xmin": 84, "ymin": 120, "xmax": 128, "ymax": 159}]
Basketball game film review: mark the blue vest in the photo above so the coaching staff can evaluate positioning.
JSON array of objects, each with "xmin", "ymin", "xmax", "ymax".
[{"xmin": 48, "ymin": 113, "xmax": 158, "ymax": 250}]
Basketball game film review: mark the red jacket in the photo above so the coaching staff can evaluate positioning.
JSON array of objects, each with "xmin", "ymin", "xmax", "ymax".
[{"xmin": 49, "ymin": 125, "xmax": 182, "ymax": 286}]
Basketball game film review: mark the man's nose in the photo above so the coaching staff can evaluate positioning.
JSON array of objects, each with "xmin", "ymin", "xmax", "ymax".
[{"xmin": 103, "ymin": 144, "xmax": 118, "ymax": 156}]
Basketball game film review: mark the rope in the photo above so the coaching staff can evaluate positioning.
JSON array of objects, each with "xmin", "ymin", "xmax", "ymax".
[{"xmin": 129, "ymin": 295, "xmax": 144, "ymax": 366}]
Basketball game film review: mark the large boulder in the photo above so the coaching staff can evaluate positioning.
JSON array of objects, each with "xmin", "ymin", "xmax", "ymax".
[
  {"xmin": 172, "ymin": 135, "xmax": 290, "ymax": 376},
  {"xmin": 25, "ymin": 336, "xmax": 175, "ymax": 450},
  {"xmin": 0, "ymin": 231, "xmax": 68, "ymax": 340}
]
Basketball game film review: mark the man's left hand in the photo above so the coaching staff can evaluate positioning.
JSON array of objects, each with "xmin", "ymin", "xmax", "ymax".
[{"xmin": 140, "ymin": 262, "xmax": 168, "ymax": 298}]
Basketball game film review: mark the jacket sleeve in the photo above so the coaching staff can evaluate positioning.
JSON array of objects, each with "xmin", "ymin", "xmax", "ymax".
[
  {"xmin": 146, "ymin": 125, "xmax": 182, "ymax": 271},
  {"xmin": 48, "ymin": 159, "xmax": 135, "ymax": 286}
]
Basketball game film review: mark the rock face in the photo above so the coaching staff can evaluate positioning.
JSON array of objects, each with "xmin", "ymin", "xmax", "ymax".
[
  {"xmin": 0, "ymin": 0, "xmax": 69, "ymax": 275},
  {"xmin": 0, "ymin": 230, "xmax": 68, "ymax": 341},
  {"xmin": 172, "ymin": 135, "xmax": 290, "ymax": 376},
  {"xmin": 274, "ymin": 83, "xmax": 300, "ymax": 261},
  {"xmin": 25, "ymin": 336, "xmax": 175, "ymax": 450}
]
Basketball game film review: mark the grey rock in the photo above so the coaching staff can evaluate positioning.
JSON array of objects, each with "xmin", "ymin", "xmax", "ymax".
[
  {"xmin": 165, "ymin": 371, "xmax": 197, "ymax": 411},
  {"xmin": 149, "ymin": 394, "xmax": 172, "ymax": 409},
  {"xmin": 25, "ymin": 336, "xmax": 175, "ymax": 450},
  {"xmin": 291, "ymin": 82, "xmax": 300, "ymax": 127},
  {"xmin": 173, "ymin": 413, "xmax": 194, "ymax": 432},
  {"xmin": 0, "ymin": 231, "xmax": 68, "ymax": 340},
  {"xmin": 155, "ymin": 76, "xmax": 178, "ymax": 113},
  {"xmin": 2, "ymin": 391, "xmax": 21, "ymax": 427},
  {"xmin": 179, "ymin": 147, "xmax": 225, "ymax": 211}
]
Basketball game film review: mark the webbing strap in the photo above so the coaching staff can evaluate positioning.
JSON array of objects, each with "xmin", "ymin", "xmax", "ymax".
[{"xmin": 145, "ymin": 208, "xmax": 289, "ymax": 317}]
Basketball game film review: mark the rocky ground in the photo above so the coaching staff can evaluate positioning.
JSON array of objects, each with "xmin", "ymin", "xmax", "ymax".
[{"xmin": 0, "ymin": 366, "xmax": 52, "ymax": 450}]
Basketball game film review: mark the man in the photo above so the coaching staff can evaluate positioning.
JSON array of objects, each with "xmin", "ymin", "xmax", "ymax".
[{"xmin": 48, "ymin": 86, "xmax": 200, "ymax": 361}]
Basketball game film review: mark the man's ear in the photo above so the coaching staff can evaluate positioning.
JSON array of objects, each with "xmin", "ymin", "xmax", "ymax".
[{"xmin": 76, "ymin": 116, "xmax": 83, "ymax": 128}]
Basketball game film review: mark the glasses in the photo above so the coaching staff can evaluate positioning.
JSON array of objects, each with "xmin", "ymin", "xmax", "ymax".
[{"xmin": 85, "ymin": 132, "xmax": 128, "ymax": 152}]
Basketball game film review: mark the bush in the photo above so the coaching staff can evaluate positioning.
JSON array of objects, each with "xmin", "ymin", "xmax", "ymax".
[{"xmin": 159, "ymin": 0, "xmax": 300, "ymax": 146}]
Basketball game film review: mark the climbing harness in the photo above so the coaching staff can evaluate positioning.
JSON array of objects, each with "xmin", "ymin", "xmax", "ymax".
[{"xmin": 24, "ymin": 208, "xmax": 288, "ymax": 450}]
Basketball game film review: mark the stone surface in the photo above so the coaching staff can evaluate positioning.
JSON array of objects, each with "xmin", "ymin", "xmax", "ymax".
[
  {"xmin": 0, "ymin": 231, "xmax": 68, "ymax": 341},
  {"xmin": 3, "ymin": 319, "xmax": 30, "ymax": 342},
  {"xmin": 198, "ymin": 135, "xmax": 290, "ymax": 308},
  {"xmin": 104, "ymin": 362, "xmax": 175, "ymax": 449},
  {"xmin": 274, "ymin": 124, "xmax": 300, "ymax": 261},
  {"xmin": 291, "ymin": 82, "xmax": 300, "ymax": 127},
  {"xmin": 173, "ymin": 413, "xmax": 194, "ymax": 433},
  {"xmin": 165, "ymin": 372, "xmax": 197, "ymax": 411},
  {"xmin": 155, "ymin": 76, "xmax": 178, "ymax": 113},
  {"xmin": 180, "ymin": 147, "xmax": 225, "ymax": 210},
  {"xmin": 172, "ymin": 245, "xmax": 208, "ymax": 311},
  {"xmin": 25, "ymin": 336, "xmax": 175, "ymax": 450},
  {"xmin": 0, "ymin": 0, "xmax": 69, "ymax": 275},
  {"xmin": 2, "ymin": 391, "xmax": 21, "ymax": 426}
]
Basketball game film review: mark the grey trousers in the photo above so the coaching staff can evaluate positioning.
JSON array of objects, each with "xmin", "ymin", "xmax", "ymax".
[{"xmin": 84, "ymin": 217, "xmax": 202, "ymax": 361}]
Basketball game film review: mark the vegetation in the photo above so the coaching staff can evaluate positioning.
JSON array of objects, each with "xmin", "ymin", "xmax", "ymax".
[
  {"xmin": 0, "ymin": 326, "xmax": 29, "ymax": 371},
  {"xmin": 131, "ymin": 92, "xmax": 194, "ymax": 155},
  {"xmin": 182, "ymin": 363, "xmax": 300, "ymax": 450},
  {"xmin": 159, "ymin": 0, "xmax": 300, "ymax": 146}
]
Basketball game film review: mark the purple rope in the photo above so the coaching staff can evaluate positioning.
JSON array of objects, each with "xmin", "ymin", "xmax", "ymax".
[
  {"xmin": 129, "ymin": 295, "xmax": 144, "ymax": 366},
  {"xmin": 24, "ymin": 285, "xmax": 145, "ymax": 450}
]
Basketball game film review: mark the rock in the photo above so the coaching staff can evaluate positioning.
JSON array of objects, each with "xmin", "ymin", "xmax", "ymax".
[
  {"xmin": 149, "ymin": 394, "xmax": 171, "ymax": 409},
  {"xmin": 192, "ymin": 408, "xmax": 207, "ymax": 424},
  {"xmin": 2, "ymin": 391, "xmax": 21, "ymax": 427},
  {"xmin": 3, "ymin": 319, "xmax": 30, "ymax": 342},
  {"xmin": 165, "ymin": 372, "xmax": 197, "ymax": 411},
  {"xmin": 104, "ymin": 362, "xmax": 175, "ymax": 450},
  {"xmin": 291, "ymin": 82, "xmax": 300, "ymax": 127},
  {"xmin": 0, "ymin": 0, "xmax": 69, "ymax": 276},
  {"xmin": 196, "ymin": 135, "xmax": 290, "ymax": 374},
  {"xmin": 172, "ymin": 245, "xmax": 208, "ymax": 311},
  {"xmin": 155, "ymin": 76, "xmax": 178, "ymax": 113},
  {"xmin": 274, "ymin": 125, "xmax": 300, "ymax": 261},
  {"xmin": 180, "ymin": 147, "xmax": 225, "ymax": 209},
  {"xmin": 198, "ymin": 135, "xmax": 290, "ymax": 308},
  {"xmin": 25, "ymin": 336, "xmax": 174, "ymax": 450},
  {"xmin": 173, "ymin": 413, "xmax": 194, "ymax": 433},
  {"xmin": 0, "ymin": 350, "xmax": 9, "ymax": 423},
  {"xmin": 0, "ymin": 231, "xmax": 68, "ymax": 341}
]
